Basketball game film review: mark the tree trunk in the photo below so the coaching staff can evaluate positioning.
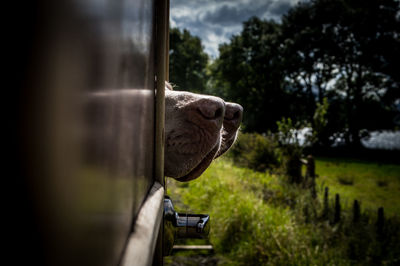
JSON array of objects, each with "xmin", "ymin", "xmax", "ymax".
[{"xmin": 344, "ymin": 63, "xmax": 362, "ymax": 148}]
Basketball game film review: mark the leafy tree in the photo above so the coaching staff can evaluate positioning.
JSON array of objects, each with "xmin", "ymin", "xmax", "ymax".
[
  {"xmin": 211, "ymin": 17, "xmax": 291, "ymax": 132},
  {"xmin": 169, "ymin": 1, "xmax": 399, "ymax": 148},
  {"xmin": 280, "ymin": 0, "xmax": 400, "ymax": 147},
  {"xmin": 280, "ymin": 0, "xmax": 338, "ymax": 118},
  {"xmin": 169, "ymin": 28, "xmax": 209, "ymax": 93}
]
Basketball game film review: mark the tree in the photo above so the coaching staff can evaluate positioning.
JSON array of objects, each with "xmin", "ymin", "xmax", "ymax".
[
  {"xmin": 169, "ymin": 28, "xmax": 209, "ymax": 93},
  {"xmin": 280, "ymin": 1, "xmax": 338, "ymax": 119},
  {"xmin": 211, "ymin": 17, "xmax": 292, "ymax": 132},
  {"xmin": 172, "ymin": 0, "xmax": 400, "ymax": 147},
  {"xmin": 280, "ymin": 0, "xmax": 400, "ymax": 147}
]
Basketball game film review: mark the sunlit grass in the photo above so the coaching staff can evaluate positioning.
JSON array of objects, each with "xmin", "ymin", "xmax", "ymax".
[
  {"xmin": 167, "ymin": 158, "xmax": 348, "ymax": 265},
  {"xmin": 315, "ymin": 157, "xmax": 400, "ymax": 217},
  {"xmin": 166, "ymin": 156, "xmax": 400, "ymax": 265}
]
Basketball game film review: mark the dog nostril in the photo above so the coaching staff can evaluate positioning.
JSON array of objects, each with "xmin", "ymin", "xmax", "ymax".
[
  {"xmin": 232, "ymin": 110, "xmax": 240, "ymax": 120},
  {"xmin": 224, "ymin": 103, "xmax": 243, "ymax": 124},
  {"xmin": 214, "ymin": 107, "xmax": 223, "ymax": 119},
  {"xmin": 197, "ymin": 100, "xmax": 225, "ymax": 120}
]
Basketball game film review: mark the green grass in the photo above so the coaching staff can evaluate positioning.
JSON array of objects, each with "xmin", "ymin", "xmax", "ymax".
[
  {"xmin": 166, "ymin": 156, "xmax": 400, "ymax": 265},
  {"xmin": 167, "ymin": 158, "xmax": 345, "ymax": 265},
  {"xmin": 315, "ymin": 157, "xmax": 400, "ymax": 217}
]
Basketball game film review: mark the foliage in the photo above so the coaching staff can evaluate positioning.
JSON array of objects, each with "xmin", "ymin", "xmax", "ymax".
[
  {"xmin": 203, "ymin": 0, "xmax": 400, "ymax": 146},
  {"xmin": 230, "ymin": 119, "xmax": 312, "ymax": 182},
  {"xmin": 168, "ymin": 0, "xmax": 400, "ymax": 149},
  {"xmin": 276, "ymin": 117, "xmax": 310, "ymax": 147},
  {"xmin": 229, "ymin": 132, "xmax": 280, "ymax": 172},
  {"xmin": 276, "ymin": 117, "xmax": 311, "ymax": 183},
  {"xmin": 169, "ymin": 28, "xmax": 209, "ymax": 93},
  {"xmin": 280, "ymin": 0, "xmax": 400, "ymax": 147},
  {"xmin": 169, "ymin": 1, "xmax": 400, "ymax": 147},
  {"xmin": 167, "ymin": 157, "xmax": 400, "ymax": 265},
  {"xmin": 312, "ymin": 97, "xmax": 330, "ymax": 146},
  {"xmin": 210, "ymin": 17, "xmax": 292, "ymax": 132}
]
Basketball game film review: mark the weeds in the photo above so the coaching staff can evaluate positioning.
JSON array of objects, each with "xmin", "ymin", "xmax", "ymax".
[{"xmin": 167, "ymin": 157, "xmax": 400, "ymax": 265}]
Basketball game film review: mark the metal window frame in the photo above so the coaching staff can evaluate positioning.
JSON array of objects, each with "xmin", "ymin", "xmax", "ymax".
[{"xmin": 120, "ymin": 0, "xmax": 169, "ymax": 265}]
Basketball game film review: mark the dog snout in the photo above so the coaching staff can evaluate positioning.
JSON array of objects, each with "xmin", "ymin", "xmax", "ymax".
[
  {"xmin": 196, "ymin": 97, "xmax": 225, "ymax": 121},
  {"xmin": 224, "ymin": 103, "xmax": 243, "ymax": 128}
]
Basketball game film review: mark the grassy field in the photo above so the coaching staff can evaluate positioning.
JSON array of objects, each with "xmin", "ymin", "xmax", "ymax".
[
  {"xmin": 315, "ymin": 157, "xmax": 400, "ymax": 217},
  {"xmin": 166, "ymin": 156, "xmax": 400, "ymax": 265},
  {"xmin": 167, "ymin": 158, "xmax": 334, "ymax": 265}
]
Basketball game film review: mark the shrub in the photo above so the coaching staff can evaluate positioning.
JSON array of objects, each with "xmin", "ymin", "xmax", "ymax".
[
  {"xmin": 276, "ymin": 117, "xmax": 309, "ymax": 183},
  {"xmin": 229, "ymin": 132, "xmax": 280, "ymax": 172}
]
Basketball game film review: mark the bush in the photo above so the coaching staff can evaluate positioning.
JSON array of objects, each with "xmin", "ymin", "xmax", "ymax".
[{"xmin": 229, "ymin": 132, "xmax": 281, "ymax": 172}]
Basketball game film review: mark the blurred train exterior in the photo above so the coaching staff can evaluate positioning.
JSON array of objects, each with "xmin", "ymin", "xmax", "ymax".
[{"xmin": 8, "ymin": 0, "xmax": 169, "ymax": 265}]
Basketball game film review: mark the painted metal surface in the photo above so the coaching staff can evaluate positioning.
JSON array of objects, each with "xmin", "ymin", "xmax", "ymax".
[
  {"xmin": 121, "ymin": 182, "xmax": 164, "ymax": 266},
  {"xmin": 12, "ymin": 0, "xmax": 158, "ymax": 265}
]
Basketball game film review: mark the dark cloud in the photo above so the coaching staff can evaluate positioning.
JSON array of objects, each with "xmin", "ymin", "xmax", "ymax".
[
  {"xmin": 170, "ymin": 0, "xmax": 304, "ymax": 57},
  {"xmin": 269, "ymin": 1, "xmax": 293, "ymax": 16},
  {"xmin": 203, "ymin": 4, "xmax": 267, "ymax": 26}
]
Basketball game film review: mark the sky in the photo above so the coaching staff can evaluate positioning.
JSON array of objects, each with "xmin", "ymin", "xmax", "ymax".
[{"xmin": 170, "ymin": 0, "xmax": 304, "ymax": 58}]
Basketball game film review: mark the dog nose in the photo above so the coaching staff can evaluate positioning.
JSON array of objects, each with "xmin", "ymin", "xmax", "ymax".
[
  {"xmin": 224, "ymin": 102, "xmax": 243, "ymax": 128},
  {"xmin": 197, "ymin": 97, "xmax": 225, "ymax": 120}
]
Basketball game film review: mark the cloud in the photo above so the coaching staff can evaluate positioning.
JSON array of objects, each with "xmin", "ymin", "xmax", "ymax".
[
  {"xmin": 202, "ymin": 4, "xmax": 267, "ymax": 26},
  {"xmin": 170, "ymin": 0, "xmax": 304, "ymax": 57},
  {"xmin": 269, "ymin": 1, "xmax": 294, "ymax": 15}
]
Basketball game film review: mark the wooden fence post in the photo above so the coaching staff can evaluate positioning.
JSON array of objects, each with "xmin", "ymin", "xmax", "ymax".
[
  {"xmin": 377, "ymin": 207, "xmax": 384, "ymax": 236},
  {"xmin": 323, "ymin": 187, "xmax": 329, "ymax": 219},
  {"xmin": 334, "ymin": 193, "xmax": 341, "ymax": 224},
  {"xmin": 306, "ymin": 155, "xmax": 317, "ymax": 198},
  {"xmin": 306, "ymin": 155, "xmax": 315, "ymax": 179},
  {"xmin": 287, "ymin": 152, "xmax": 302, "ymax": 184},
  {"xmin": 304, "ymin": 204, "xmax": 310, "ymax": 224},
  {"xmin": 353, "ymin": 200, "xmax": 360, "ymax": 223}
]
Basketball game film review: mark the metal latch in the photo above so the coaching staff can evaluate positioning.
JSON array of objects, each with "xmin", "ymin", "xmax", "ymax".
[{"xmin": 163, "ymin": 196, "xmax": 210, "ymax": 255}]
